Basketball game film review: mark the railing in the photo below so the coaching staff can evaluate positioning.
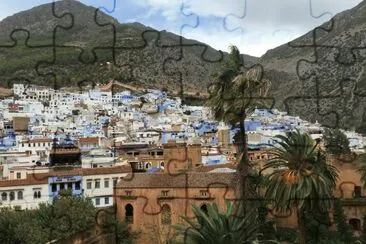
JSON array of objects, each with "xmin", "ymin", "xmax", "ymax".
[
  {"xmin": 192, "ymin": 194, "xmax": 212, "ymax": 200},
  {"xmin": 119, "ymin": 195, "xmax": 138, "ymax": 200},
  {"xmin": 340, "ymin": 197, "xmax": 366, "ymax": 206},
  {"xmin": 157, "ymin": 195, "xmax": 175, "ymax": 200}
]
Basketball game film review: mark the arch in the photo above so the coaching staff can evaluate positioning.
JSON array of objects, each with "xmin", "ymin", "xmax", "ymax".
[
  {"xmin": 160, "ymin": 161, "xmax": 165, "ymax": 167},
  {"xmin": 125, "ymin": 204, "xmax": 134, "ymax": 224},
  {"xmin": 17, "ymin": 191, "xmax": 23, "ymax": 200},
  {"xmin": 145, "ymin": 162, "xmax": 152, "ymax": 169},
  {"xmin": 9, "ymin": 192, "xmax": 15, "ymax": 201},
  {"xmin": 1, "ymin": 192, "xmax": 7, "ymax": 201},
  {"xmin": 161, "ymin": 204, "xmax": 172, "ymax": 225},
  {"xmin": 349, "ymin": 218, "xmax": 361, "ymax": 231},
  {"xmin": 200, "ymin": 204, "xmax": 208, "ymax": 215}
]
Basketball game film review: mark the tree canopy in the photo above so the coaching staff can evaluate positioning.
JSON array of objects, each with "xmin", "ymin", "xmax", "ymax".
[
  {"xmin": 322, "ymin": 128, "xmax": 351, "ymax": 155},
  {"xmin": 0, "ymin": 195, "xmax": 137, "ymax": 244}
]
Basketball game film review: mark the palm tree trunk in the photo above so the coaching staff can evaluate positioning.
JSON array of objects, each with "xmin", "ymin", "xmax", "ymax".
[
  {"xmin": 297, "ymin": 208, "xmax": 306, "ymax": 244},
  {"xmin": 237, "ymin": 120, "xmax": 251, "ymax": 214}
]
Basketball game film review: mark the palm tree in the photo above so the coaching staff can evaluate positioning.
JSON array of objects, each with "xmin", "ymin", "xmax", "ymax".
[
  {"xmin": 174, "ymin": 202, "xmax": 277, "ymax": 244},
  {"xmin": 206, "ymin": 45, "xmax": 271, "ymax": 212},
  {"xmin": 263, "ymin": 130, "xmax": 339, "ymax": 244}
]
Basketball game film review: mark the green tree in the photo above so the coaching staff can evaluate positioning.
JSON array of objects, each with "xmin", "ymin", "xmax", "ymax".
[
  {"xmin": 174, "ymin": 202, "xmax": 276, "ymax": 244},
  {"xmin": 263, "ymin": 130, "xmax": 339, "ymax": 244},
  {"xmin": 206, "ymin": 45, "xmax": 270, "ymax": 214},
  {"xmin": 322, "ymin": 128, "xmax": 351, "ymax": 155},
  {"xmin": 0, "ymin": 195, "xmax": 137, "ymax": 244},
  {"xmin": 332, "ymin": 198, "xmax": 355, "ymax": 243}
]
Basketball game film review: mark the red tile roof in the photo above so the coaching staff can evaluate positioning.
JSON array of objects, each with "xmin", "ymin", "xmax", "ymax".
[
  {"xmin": 0, "ymin": 177, "xmax": 47, "ymax": 187},
  {"xmin": 195, "ymin": 163, "xmax": 236, "ymax": 173},
  {"xmin": 116, "ymin": 172, "xmax": 237, "ymax": 188},
  {"xmin": 28, "ymin": 138, "xmax": 53, "ymax": 143},
  {"xmin": 0, "ymin": 166, "xmax": 132, "ymax": 187},
  {"xmin": 79, "ymin": 137, "xmax": 99, "ymax": 144}
]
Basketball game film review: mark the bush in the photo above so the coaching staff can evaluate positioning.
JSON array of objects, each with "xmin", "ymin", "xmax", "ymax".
[{"xmin": 275, "ymin": 227, "xmax": 298, "ymax": 243}]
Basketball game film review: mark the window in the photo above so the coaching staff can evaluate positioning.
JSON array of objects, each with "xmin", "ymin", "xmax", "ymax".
[
  {"xmin": 125, "ymin": 204, "xmax": 134, "ymax": 224},
  {"xmin": 75, "ymin": 181, "xmax": 81, "ymax": 190},
  {"xmin": 104, "ymin": 179, "xmax": 109, "ymax": 188},
  {"xmin": 113, "ymin": 178, "xmax": 118, "ymax": 187},
  {"xmin": 16, "ymin": 172, "xmax": 21, "ymax": 179},
  {"xmin": 1, "ymin": 192, "xmax": 7, "ymax": 201},
  {"xmin": 125, "ymin": 191, "xmax": 132, "ymax": 196},
  {"xmin": 354, "ymin": 186, "xmax": 362, "ymax": 198},
  {"xmin": 34, "ymin": 191, "xmax": 38, "ymax": 199},
  {"xmin": 161, "ymin": 204, "xmax": 171, "ymax": 225},
  {"xmin": 104, "ymin": 197, "xmax": 109, "ymax": 205},
  {"xmin": 200, "ymin": 204, "xmax": 208, "ymax": 215},
  {"xmin": 200, "ymin": 190, "xmax": 208, "ymax": 197},
  {"xmin": 87, "ymin": 181, "xmax": 92, "ymax": 189},
  {"xmin": 17, "ymin": 191, "xmax": 23, "ymax": 200},
  {"xmin": 95, "ymin": 198, "xmax": 100, "ymax": 206},
  {"xmin": 349, "ymin": 218, "xmax": 361, "ymax": 231},
  {"xmin": 60, "ymin": 183, "xmax": 65, "ymax": 190},
  {"xmin": 9, "ymin": 192, "xmax": 15, "ymax": 201},
  {"xmin": 37, "ymin": 191, "xmax": 41, "ymax": 198},
  {"xmin": 51, "ymin": 184, "xmax": 57, "ymax": 192},
  {"xmin": 161, "ymin": 190, "xmax": 169, "ymax": 196},
  {"xmin": 68, "ymin": 182, "xmax": 73, "ymax": 189},
  {"xmin": 95, "ymin": 180, "xmax": 100, "ymax": 189}
]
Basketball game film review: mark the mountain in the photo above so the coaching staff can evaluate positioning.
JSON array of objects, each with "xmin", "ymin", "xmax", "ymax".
[
  {"xmin": 1, "ymin": 0, "xmax": 366, "ymax": 131},
  {"xmin": 260, "ymin": 0, "xmax": 366, "ymax": 131},
  {"xmin": 0, "ymin": 0, "xmax": 257, "ymax": 96}
]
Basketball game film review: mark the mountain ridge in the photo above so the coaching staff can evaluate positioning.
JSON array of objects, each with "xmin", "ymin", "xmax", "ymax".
[
  {"xmin": 0, "ymin": 0, "xmax": 366, "ymax": 131},
  {"xmin": 260, "ymin": 0, "xmax": 366, "ymax": 131},
  {"xmin": 0, "ymin": 0, "xmax": 257, "ymax": 95}
]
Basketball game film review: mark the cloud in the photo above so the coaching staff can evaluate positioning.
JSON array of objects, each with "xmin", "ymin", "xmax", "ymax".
[
  {"xmin": 0, "ymin": 0, "xmax": 362, "ymax": 57},
  {"xmin": 125, "ymin": 0, "xmax": 362, "ymax": 56}
]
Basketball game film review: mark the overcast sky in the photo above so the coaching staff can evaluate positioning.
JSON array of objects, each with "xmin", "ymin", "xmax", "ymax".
[{"xmin": 0, "ymin": 0, "xmax": 363, "ymax": 57}]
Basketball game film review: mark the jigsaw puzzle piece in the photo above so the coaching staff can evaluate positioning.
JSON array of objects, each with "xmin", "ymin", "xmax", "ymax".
[
  {"xmin": 0, "ymin": 29, "xmax": 55, "ymax": 88},
  {"xmin": 51, "ymin": 0, "xmax": 116, "ymax": 64},
  {"xmin": 283, "ymin": 96, "xmax": 341, "ymax": 128},
  {"xmin": 0, "ymin": 1, "xmax": 71, "ymax": 47},
  {"xmin": 35, "ymin": 45, "xmax": 118, "ymax": 90}
]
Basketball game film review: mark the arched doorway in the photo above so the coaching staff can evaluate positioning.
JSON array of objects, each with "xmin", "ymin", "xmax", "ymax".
[
  {"xmin": 125, "ymin": 204, "xmax": 134, "ymax": 224},
  {"xmin": 145, "ymin": 162, "xmax": 152, "ymax": 169},
  {"xmin": 200, "ymin": 204, "xmax": 208, "ymax": 215},
  {"xmin": 349, "ymin": 218, "xmax": 361, "ymax": 231},
  {"xmin": 161, "ymin": 204, "xmax": 172, "ymax": 225}
]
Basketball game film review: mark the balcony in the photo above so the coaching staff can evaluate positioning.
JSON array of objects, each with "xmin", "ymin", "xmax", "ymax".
[
  {"xmin": 157, "ymin": 195, "xmax": 175, "ymax": 200},
  {"xmin": 119, "ymin": 195, "xmax": 138, "ymax": 200},
  {"xmin": 193, "ymin": 194, "xmax": 213, "ymax": 200},
  {"xmin": 341, "ymin": 197, "xmax": 366, "ymax": 206}
]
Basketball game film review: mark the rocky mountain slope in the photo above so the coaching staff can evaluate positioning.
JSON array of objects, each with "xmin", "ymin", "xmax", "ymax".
[
  {"xmin": 1, "ymin": 0, "xmax": 366, "ymax": 131},
  {"xmin": 260, "ymin": 0, "xmax": 366, "ymax": 131},
  {"xmin": 0, "ymin": 0, "xmax": 256, "ymax": 94}
]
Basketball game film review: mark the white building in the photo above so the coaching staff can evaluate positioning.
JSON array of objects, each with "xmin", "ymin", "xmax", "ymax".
[
  {"xmin": 82, "ymin": 167, "xmax": 130, "ymax": 207},
  {"xmin": 0, "ymin": 177, "xmax": 49, "ymax": 210}
]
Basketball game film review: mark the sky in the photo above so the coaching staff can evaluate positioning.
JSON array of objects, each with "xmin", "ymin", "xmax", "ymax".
[{"xmin": 0, "ymin": 0, "xmax": 363, "ymax": 57}]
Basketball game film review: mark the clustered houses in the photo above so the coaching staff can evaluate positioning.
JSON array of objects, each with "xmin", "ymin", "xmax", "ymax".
[{"xmin": 1, "ymin": 82, "xmax": 366, "ymax": 240}]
